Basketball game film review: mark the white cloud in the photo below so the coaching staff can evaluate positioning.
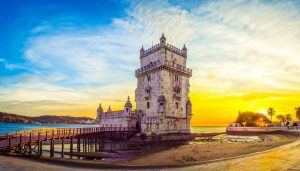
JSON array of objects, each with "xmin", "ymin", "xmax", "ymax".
[
  {"xmin": 0, "ymin": 58, "xmax": 27, "ymax": 71},
  {"xmin": 2, "ymin": 0, "xmax": 300, "ymax": 115}
]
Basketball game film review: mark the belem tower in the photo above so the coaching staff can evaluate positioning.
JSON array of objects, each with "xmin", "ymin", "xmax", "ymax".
[{"xmin": 97, "ymin": 34, "xmax": 192, "ymax": 135}]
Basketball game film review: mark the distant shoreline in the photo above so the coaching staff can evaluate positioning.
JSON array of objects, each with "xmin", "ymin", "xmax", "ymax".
[
  {"xmin": 0, "ymin": 111, "xmax": 97, "ymax": 125},
  {"xmin": 0, "ymin": 122, "xmax": 97, "ymax": 125}
]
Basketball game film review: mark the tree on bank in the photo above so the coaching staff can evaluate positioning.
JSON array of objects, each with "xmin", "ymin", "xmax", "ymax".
[
  {"xmin": 285, "ymin": 113, "xmax": 292, "ymax": 121},
  {"xmin": 267, "ymin": 107, "xmax": 275, "ymax": 122},
  {"xmin": 236, "ymin": 111, "xmax": 270, "ymax": 127},
  {"xmin": 295, "ymin": 107, "xmax": 300, "ymax": 120},
  {"xmin": 276, "ymin": 114, "xmax": 285, "ymax": 123}
]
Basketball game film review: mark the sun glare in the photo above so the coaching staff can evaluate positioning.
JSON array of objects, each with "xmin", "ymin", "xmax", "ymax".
[{"xmin": 259, "ymin": 109, "xmax": 267, "ymax": 115}]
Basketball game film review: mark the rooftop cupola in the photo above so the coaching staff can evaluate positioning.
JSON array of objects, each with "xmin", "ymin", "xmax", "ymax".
[
  {"xmin": 140, "ymin": 46, "xmax": 145, "ymax": 57},
  {"xmin": 124, "ymin": 96, "xmax": 132, "ymax": 115},
  {"xmin": 160, "ymin": 33, "xmax": 166, "ymax": 46},
  {"xmin": 124, "ymin": 96, "xmax": 132, "ymax": 108}
]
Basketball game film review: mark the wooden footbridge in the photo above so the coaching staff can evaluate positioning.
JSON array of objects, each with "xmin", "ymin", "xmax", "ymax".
[{"xmin": 0, "ymin": 127, "xmax": 139, "ymax": 158}]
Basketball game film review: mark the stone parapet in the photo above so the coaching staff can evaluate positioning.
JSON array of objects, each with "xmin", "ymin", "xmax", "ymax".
[
  {"xmin": 135, "ymin": 60, "xmax": 192, "ymax": 77},
  {"xmin": 140, "ymin": 43, "xmax": 187, "ymax": 58}
]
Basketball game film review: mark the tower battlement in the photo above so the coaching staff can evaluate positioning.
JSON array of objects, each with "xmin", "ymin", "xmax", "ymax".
[
  {"xmin": 140, "ymin": 34, "xmax": 187, "ymax": 58},
  {"xmin": 135, "ymin": 59, "xmax": 192, "ymax": 77}
]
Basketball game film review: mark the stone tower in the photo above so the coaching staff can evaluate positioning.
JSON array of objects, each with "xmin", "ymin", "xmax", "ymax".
[{"xmin": 135, "ymin": 34, "xmax": 192, "ymax": 135}]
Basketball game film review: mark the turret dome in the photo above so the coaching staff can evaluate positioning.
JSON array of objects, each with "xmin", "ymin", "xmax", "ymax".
[{"xmin": 124, "ymin": 96, "xmax": 132, "ymax": 107}]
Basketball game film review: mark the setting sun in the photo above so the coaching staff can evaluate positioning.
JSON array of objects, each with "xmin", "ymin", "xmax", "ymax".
[{"xmin": 259, "ymin": 110, "xmax": 268, "ymax": 115}]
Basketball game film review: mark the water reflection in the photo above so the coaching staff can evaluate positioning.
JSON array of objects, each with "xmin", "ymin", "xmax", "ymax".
[{"xmin": 43, "ymin": 140, "xmax": 188, "ymax": 161}]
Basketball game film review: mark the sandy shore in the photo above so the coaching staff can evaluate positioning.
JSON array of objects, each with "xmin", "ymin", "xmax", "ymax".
[
  {"xmin": 0, "ymin": 133, "xmax": 299, "ymax": 171},
  {"xmin": 119, "ymin": 134, "xmax": 297, "ymax": 166}
]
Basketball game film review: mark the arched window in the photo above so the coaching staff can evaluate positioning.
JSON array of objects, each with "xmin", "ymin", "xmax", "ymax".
[
  {"xmin": 145, "ymin": 87, "xmax": 151, "ymax": 94},
  {"xmin": 176, "ymin": 102, "xmax": 179, "ymax": 109},
  {"xmin": 147, "ymin": 102, "xmax": 150, "ymax": 109},
  {"xmin": 175, "ymin": 75, "xmax": 179, "ymax": 82},
  {"xmin": 126, "ymin": 108, "xmax": 129, "ymax": 112}
]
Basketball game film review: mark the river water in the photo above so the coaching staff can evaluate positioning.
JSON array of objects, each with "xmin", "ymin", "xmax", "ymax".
[{"xmin": 0, "ymin": 123, "xmax": 226, "ymax": 135}]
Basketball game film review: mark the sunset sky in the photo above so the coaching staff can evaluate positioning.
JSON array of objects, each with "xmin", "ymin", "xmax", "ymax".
[{"xmin": 1, "ymin": 0, "xmax": 300, "ymax": 126}]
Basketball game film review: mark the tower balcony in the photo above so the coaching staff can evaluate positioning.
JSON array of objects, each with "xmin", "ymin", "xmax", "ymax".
[{"xmin": 135, "ymin": 60, "xmax": 192, "ymax": 78}]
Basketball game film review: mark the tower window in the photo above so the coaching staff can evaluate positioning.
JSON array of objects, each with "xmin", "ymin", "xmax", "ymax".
[
  {"xmin": 147, "ymin": 75, "xmax": 151, "ymax": 82},
  {"xmin": 160, "ymin": 102, "xmax": 163, "ymax": 106},
  {"xmin": 145, "ymin": 87, "xmax": 151, "ymax": 93},
  {"xmin": 175, "ymin": 75, "xmax": 179, "ymax": 82},
  {"xmin": 176, "ymin": 102, "xmax": 179, "ymax": 109},
  {"xmin": 147, "ymin": 102, "xmax": 150, "ymax": 109}
]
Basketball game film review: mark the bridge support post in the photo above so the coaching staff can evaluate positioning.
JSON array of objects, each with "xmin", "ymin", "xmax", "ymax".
[
  {"xmin": 38, "ymin": 132, "xmax": 42, "ymax": 157},
  {"xmin": 99, "ymin": 138, "xmax": 102, "ymax": 151},
  {"xmin": 29, "ymin": 132, "xmax": 32, "ymax": 156},
  {"xmin": 61, "ymin": 138, "xmax": 64, "ymax": 158},
  {"xmin": 70, "ymin": 137, "xmax": 73, "ymax": 159},
  {"xmin": 38, "ymin": 140, "xmax": 43, "ymax": 156},
  {"xmin": 8, "ymin": 136, "xmax": 11, "ymax": 152},
  {"xmin": 50, "ymin": 138, "xmax": 54, "ymax": 157},
  {"xmin": 87, "ymin": 138, "xmax": 90, "ymax": 152},
  {"xmin": 82, "ymin": 138, "xmax": 85, "ymax": 152},
  {"xmin": 77, "ymin": 137, "xmax": 80, "ymax": 159},
  {"xmin": 95, "ymin": 138, "xmax": 97, "ymax": 152}
]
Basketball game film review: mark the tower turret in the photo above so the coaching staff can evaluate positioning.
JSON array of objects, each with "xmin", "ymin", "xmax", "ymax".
[
  {"xmin": 96, "ymin": 103, "xmax": 103, "ymax": 122},
  {"xmin": 140, "ymin": 46, "xmax": 145, "ymax": 57},
  {"xmin": 160, "ymin": 33, "xmax": 166, "ymax": 46},
  {"xmin": 186, "ymin": 99, "xmax": 192, "ymax": 116},
  {"xmin": 182, "ymin": 44, "xmax": 187, "ymax": 57},
  {"xmin": 124, "ymin": 96, "xmax": 132, "ymax": 116}
]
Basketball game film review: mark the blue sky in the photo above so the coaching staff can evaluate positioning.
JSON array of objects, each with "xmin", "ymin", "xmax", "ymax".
[
  {"xmin": 0, "ymin": 0, "xmax": 125, "ymax": 75},
  {"xmin": 1, "ymin": 0, "xmax": 300, "ymax": 125}
]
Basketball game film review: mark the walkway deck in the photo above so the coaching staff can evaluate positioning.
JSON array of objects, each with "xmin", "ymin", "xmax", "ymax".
[{"xmin": 0, "ymin": 127, "xmax": 139, "ymax": 157}]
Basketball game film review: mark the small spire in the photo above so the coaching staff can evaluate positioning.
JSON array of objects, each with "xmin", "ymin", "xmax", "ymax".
[
  {"xmin": 107, "ymin": 105, "xmax": 111, "ymax": 112},
  {"xmin": 141, "ymin": 46, "xmax": 144, "ymax": 51},
  {"xmin": 161, "ymin": 33, "xmax": 166, "ymax": 40},
  {"xmin": 127, "ymin": 96, "xmax": 130, "ymax": 100},
  {"xmin": 182, "ymin": 44, "xmax": 187, "ymax": 50}
]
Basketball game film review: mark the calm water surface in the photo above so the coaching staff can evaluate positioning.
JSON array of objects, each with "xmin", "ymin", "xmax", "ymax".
[
  {"xmin": 0, "ymin": 123, "xmax": 226, "ymax": 135},
  {"xmin": 0, "ymin": 123, "xmax": 98, "ymax": 135}
]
